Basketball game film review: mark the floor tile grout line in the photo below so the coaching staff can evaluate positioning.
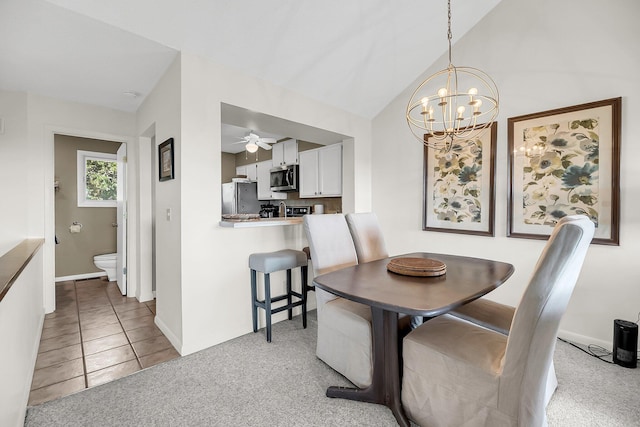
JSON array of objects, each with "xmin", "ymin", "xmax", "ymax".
[
  {"xmin": 106, "ymin": 283, "xmax": 144, "ymax": 370},
  {"xmin": 73, "ymin": 280, "xmax": 90, "ymax": 389},
  {"xmin": 29, "ymin": 284, "xmax": 84, "ymax": 395}
]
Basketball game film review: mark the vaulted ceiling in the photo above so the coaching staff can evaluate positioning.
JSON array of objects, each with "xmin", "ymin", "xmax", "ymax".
[{"xmin": 1, "ymin": 0, "xmax": 501, "ymax": 119}]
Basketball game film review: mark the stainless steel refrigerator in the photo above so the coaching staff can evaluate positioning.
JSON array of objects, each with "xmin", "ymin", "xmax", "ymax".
[{"xmin": 221, "ymin": 181, "xmax": 261, "ymax": 214}]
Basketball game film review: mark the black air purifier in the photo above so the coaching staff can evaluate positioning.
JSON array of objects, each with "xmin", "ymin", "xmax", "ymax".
[{"xmin": 613, "ymin": 319, "xmax": 638, "ymax": 368}]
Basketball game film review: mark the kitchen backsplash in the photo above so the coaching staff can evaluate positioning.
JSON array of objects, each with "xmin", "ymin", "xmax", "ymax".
[{"xmin": 261, "ymin": 196, "xmax": 342, "ymax": 214}]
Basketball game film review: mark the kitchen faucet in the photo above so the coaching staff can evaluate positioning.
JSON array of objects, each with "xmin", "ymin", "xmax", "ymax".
[{"xmin": 279, "ymin": 201, "xmax": 287, "ymax": 218}]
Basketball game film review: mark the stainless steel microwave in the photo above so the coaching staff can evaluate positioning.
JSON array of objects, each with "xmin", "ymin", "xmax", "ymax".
[{"xmin": 270, "ymin": 164, "xmax": 298, "ymax": 192}]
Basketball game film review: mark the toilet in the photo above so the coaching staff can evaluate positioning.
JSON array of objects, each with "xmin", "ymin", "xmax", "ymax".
[{"xmin": 93, "ymin": 253, "xmax": 117, "ymax": 282}]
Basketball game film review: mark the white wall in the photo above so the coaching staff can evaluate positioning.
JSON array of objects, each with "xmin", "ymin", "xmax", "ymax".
[
  {"xmin": 0, "ymin": 91, "xmax": 41, "ymax": 427},
  {"xmin": 136, "ymin": 56, "xmax": 184, "ymax": 349},
  {"xmin": 0, "ymin": 248, "xmax": 44, "ymax": 427},
  {"xmin": 372, "ymin": 0, "xmax": 640, "ymax": 348},
  {"xmin": 138, "ymin": 52, "xmax": 373, "ymax": 355},
  {"xmin": 0, "ymin": 91, "xmax": 29, "ymax": 254}
]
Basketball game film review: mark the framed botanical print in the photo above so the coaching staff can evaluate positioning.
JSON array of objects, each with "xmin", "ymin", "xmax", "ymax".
[
  {"xmin": 423, "ymin": 122, "xmax": 496, "ymax": 236},
  {"xmin": 507, "ymin": 97, "xmax": 621, "ymax": 245}
]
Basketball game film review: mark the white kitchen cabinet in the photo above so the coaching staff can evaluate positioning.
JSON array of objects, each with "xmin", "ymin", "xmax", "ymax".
[
  {"xmin": 256, "ymin": 160, "xmax": 286, "ymax": 200},
  {"xmin": 272, "ymin": 139, "xmax": 298, "ymax": 167},
  {"xmin": 299, "ymin": 143, "xmax": 342, "ymax": 198},
  {"xmin": 236, "ymin": 164, "xmax": 257, "ymax": 181}
]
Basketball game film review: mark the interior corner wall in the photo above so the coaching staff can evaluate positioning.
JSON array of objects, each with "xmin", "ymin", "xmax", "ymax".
[
  {"xmin": 372, "ymin": 0, "xmax": 640, "ymax": 349},
  {"xmin": 169, "ymin": 52, "xmax": 372, "ymax": 354},
  {"xmin": 136, "ymin": 55, "xmax": 183, "ymax": 351}
]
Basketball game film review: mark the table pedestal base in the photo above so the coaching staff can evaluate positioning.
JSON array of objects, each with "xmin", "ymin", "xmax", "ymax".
[{"xmin": 324, "ymin": 308, "xmax": 409, "ymax": 427}]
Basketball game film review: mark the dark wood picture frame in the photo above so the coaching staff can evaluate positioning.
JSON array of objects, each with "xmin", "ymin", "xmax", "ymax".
[
  {"xmin": 158, "ymin": 138, "xmax": 175, "ymax": 182},
  {"xmin": 423, "ymin": 122, "xmax": 497, "ymax": 236},
  {"xmin": 507, "ymin": 97, "xmax": 621, "ymax": 245}
]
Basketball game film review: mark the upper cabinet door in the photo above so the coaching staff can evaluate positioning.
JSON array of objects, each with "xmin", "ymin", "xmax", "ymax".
[
  {"xmin": 283, "ymin": 139, "xmax": 298, "ymax": 165},
  {"xmin": 299, "ymin": 149, "xmax": 319, "ymax": 198},
  {"xmin": 318, "ymin": 143, "xmax": 342, "ymax": 197}
]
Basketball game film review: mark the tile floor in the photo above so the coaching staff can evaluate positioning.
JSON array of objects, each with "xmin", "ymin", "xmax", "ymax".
[{"xmin": 28, "ymin": 278, "xmax": 180, "ymax": 406}]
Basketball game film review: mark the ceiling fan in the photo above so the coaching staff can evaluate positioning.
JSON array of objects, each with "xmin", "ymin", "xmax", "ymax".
[{"xmin": 234, "ymin": 132, "xmax": 277, "ymax": 153}]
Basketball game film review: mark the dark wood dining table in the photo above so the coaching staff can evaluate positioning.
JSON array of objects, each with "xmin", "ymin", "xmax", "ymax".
[{"xmin": 312, "ymin": 252, "xmax": 515, "ymax": 427}]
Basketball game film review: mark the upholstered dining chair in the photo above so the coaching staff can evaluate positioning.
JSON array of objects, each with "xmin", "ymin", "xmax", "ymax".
[
  {"xmin": 303, "ymin": 214, "xmax": 373, "ymax": 388},
  {"xmin": 346, "ymin": 212, "xmax": 417, "ymax": 329},
  {"xmin": 345, "ymin": 212, "xmax": 388, "ymax": 263},
  {"xmin": 401, "ymin": 215, "xmax": 594, "ymax": 427}
]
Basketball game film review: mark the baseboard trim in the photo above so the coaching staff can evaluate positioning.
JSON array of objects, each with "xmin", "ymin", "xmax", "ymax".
[
  {"xmin": 55, "ymin": 272, "xmax": 106, "ymax": 282},
  {"xmin": 558, "ymin": 329, "xmax": 611, "ymax": 351},
  {"xmin": 154, "ymin": 315, "xmax": 183, "ymax": 356}
]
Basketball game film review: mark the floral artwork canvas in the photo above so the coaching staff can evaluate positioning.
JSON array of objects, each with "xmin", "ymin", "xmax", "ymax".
[
  {"xmin": 508, "ymin": 98, "xmax": 620, "ymax": 245},
  {"xmin": 520, "ymin": 120, "xmax": 600, "ymax": 226},
  {"xmin": 423, "ymin": 123, "xmax": 496, "ymax": 236}
]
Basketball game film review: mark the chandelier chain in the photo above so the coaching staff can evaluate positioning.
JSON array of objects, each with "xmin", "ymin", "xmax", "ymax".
[{"xmin": 447, "ymin": 0, "xmax": 452, "ymax": 65}]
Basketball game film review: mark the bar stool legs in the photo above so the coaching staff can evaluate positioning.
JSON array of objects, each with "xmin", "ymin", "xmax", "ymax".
[
  {"xmin": 250, "ymin": 269, "xmax": 258, "ymax": 334},
  {"xmin": 249, "ymin": 249, "xmax": 309, "ymax": 343}
]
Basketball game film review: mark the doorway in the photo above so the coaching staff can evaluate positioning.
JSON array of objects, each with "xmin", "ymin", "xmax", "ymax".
[{"xmin": 53, "ymin": 134, "xmax": 127, "ymax": 294}]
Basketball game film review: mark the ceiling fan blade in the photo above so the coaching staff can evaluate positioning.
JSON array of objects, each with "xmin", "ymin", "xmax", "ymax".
[
  {"xmin": 257, "ymin": 141, "xmax": 273, "ymax": 150},
  {"xmin": 259, "ymin": 137, "xmax": 277, "ymax": 144}
]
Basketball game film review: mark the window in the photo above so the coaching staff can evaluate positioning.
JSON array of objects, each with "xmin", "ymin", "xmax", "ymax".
[{"xmin": 77, "ymin": 150, "xmax": 117, "ymax": 207}]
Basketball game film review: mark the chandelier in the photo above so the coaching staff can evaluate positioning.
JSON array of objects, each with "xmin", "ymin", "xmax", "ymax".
[{"xmin": 406, "ymin": 0, "xmax": 499, "ymax": 152}]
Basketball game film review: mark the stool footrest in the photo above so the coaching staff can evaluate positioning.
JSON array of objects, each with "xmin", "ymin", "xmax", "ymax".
[
  {"xmin": 254, "ymin": 293, "xmax": 303, "ymax": 309},
  {"xmin": 269, "ymin": 300, "xmax": 304, "ymax": 315}
]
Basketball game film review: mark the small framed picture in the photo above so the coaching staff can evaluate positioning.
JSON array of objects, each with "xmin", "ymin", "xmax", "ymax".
[
  {"xmin": 507, "ymin": 98, "xmax": 621, "ymax": 245},
  {"xmin": 159, "ymin": 138, "xmax": 175, "ymax": 182}
]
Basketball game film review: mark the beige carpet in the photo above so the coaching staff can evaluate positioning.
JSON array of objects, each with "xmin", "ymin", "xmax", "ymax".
[{"xmin": 25, "ymin": 312, "xmax": 640, "ymax": 426}]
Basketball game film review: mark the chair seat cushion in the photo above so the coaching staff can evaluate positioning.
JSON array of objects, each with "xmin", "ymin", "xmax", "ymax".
[
  {"xmin": 249, "ymin": 249, "xmax": 307, "ymax": 274},
  {"xmin": 449, "ymin": 299, "xmax": 515, "ymax": 335},
  {"xmin": 402, "ymin": 315, "xmax": 513, "ymax": 426}
]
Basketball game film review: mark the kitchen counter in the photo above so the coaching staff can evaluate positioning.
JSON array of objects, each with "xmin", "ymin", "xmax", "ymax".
[{"xmin": 219, "ymin": 217, "xmax": 303, "ymax": 228}]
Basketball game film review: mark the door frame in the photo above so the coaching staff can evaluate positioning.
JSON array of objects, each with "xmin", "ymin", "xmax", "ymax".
[{"xmin": 44, "ymin": 125, "xmax": 136, "ymax": 312}]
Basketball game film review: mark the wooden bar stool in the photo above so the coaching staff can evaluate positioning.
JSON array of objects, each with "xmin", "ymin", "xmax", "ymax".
[{"xmin": 249, "ymin": 249, "xmax": 309, "ymax": 342}]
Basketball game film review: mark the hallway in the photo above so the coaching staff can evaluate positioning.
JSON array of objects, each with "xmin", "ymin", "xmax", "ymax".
[{"xmin": 28, "ymin": 278, "xmax": 179, "ymax": 406}]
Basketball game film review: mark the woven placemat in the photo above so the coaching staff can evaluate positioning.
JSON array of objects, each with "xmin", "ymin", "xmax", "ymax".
[{"xmin": 387, "ymin": 257, "xmax": 446, "ymax": 277}]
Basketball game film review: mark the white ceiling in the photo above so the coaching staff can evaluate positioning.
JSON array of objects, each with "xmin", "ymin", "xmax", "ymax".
[{"xmin": 1, "ymin": 0, "xmax": 501, "ymax": 130}]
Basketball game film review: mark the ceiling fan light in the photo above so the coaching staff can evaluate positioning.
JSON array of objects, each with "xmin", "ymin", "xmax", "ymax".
[{"xmin": 245, "ymin": 142, "xmax": 259, "ymax": 153}]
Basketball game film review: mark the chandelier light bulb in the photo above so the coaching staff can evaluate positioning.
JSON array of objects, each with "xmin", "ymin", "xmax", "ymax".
[
  {"xmin": 437, "ymin": 88, "xmax": 448, "ymax": 104},
  {"xmin": 473, "ymin": 99, "xmax": 483, "ymax": 114},
  {"xmin": 421, "ymin": 97, "xmax": 429, "ymax": 113}
]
